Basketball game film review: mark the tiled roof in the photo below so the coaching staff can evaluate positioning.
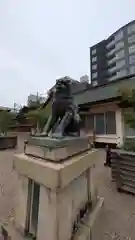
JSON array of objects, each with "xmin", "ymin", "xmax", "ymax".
[
  {"xmin": 74, "ymin": 75, "xmax": 135, "ymax": 106},
  {"xmin": 71, "ymin": 81, "xmax": 90, "ymax": 94},
  {"xmin": 0, "ymin": 106, "xmax": 12, "ymax": 111}
]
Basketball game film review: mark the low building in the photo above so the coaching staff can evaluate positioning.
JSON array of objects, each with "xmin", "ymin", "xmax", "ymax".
[
  {"xmin": 80, "ymin": 75, "xmax": 89, "ymax": 83},
  {"xmin": 27, "ymin": 94, "xmax": 46, "ymax": 106},
  {"xmin": 0, "ymin": 106, "xmax": 13, "ymax": 112},
  {"xmin": 75, "ymin": 74, "xmax": 135, "ymax": 147}
]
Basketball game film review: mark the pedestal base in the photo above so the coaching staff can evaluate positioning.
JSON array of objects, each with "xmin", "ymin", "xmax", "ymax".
[
  {"xmin": 13, "ymin": 149, "xmax": 104, "ymax": 240},
  {"xmin": 24, "ymin": 136, "xmax": 90, "ymax": 161}
]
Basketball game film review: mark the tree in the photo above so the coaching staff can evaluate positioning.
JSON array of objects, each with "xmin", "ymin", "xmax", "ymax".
[
  {"xmin": 120, "ymin": 87, "xmax": 135, "ymax": 125},
  {"xmin": 16, "ymin": 106, "xmax": 29, "ymax": 124},
  {"xmin": 16, "ymin": 102, "xmax": 43, "ymax": 124},
  {"xmin": 120, "ymin": 87, "xmax": 135, "ymax": 151},
  {"xmin": 25, "ymin": 108, "xmax": 48, "ymax": 133},
  {"xmin": 0, "ymin": 110, "xmax": 15, "ymax": 135},
  {"xmin": 119, "ymin": 87, "xmax": 135, "ymax": 108}
]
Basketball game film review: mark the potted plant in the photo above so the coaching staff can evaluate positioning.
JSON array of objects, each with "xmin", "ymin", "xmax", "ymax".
[
  {"xmin": 0, "ymin": 110, "xmax": 17, "ymax": 149},
  {"xmin": 111, "ymin": 87, "xmax": 135, "ymax": 193}
]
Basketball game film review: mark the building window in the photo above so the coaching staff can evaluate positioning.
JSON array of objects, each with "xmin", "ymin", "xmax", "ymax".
[
  {"xmin": 92, "ymin": 56, "xmax": 97, "ymax": 63},
  {"xmin": 128, "ymin": 34, "xmax": 135, "ymax": 44},
  {"xmin": 130, "ymin": 66, "xmax": 135, "ymax": 74},
  {"xmin": 94, "ymin": 111, "xmax": 116, "ymax": 135},
  {"xmin": 115, "ymin": 41, "xmax": 124, "ymax": 50},
  {"xmin": 105, "ymin": 111, "xmax": 116, "ymax": 134},
  {"xmin": 127, "ymin": 23, "xmax": 135, "ymax": 34},
  {"xmin": 92, "ymin": 72, "xmax": 97, "ymax": 79},
  {"xmin": 92, "ymin": 48, "xmax": 96, "ymax": 55},
  {"xmin": 129, "ymin": 55, "xmax": 135, "ymax": 64},
  {"xmin": 116, "ymin": 49, "xmax": 125, "ymax": 59},
  {"xmin": 92, "ymin": 64, "xmax": 97, "ymax": 70},
  {"xmin": 115, "ymin": 30, "xmax": 123, "ymax": 42},
  {"xmin": 95, "ymin": 113, "xmax": 105, "ymax": 134},
  {"xmin": 129, "ymin": 44, "xmax": 135, "ymax": 54},
  {"xmin": 116, "ymin": 59, "xmax": 125, "ymax": 69}
]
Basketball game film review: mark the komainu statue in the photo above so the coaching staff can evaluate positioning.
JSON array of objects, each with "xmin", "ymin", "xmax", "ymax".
[{"xmin": 43, "ymin": 77, "xmax": 80, "ymax": 138}]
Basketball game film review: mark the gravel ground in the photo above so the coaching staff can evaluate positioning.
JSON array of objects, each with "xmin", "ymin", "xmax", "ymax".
[
  {"xmin": 93, "ymin": 151, "xmax": 135, "ymax": 240},
  {"xmin": 0, "ymin": 135, "xmax": 135, "ymax": 239}
]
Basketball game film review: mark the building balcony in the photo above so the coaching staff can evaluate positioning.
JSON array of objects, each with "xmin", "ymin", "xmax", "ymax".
[
  {"xmin": 107, "ymin": 57, "xmax": 117, "ymax": 65},
  {"xmin": 106, "ymin": 40, "xmax": 115, "ymax": 49}
]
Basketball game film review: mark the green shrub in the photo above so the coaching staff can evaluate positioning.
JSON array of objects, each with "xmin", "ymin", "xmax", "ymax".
[
  {"xmin": 0, "ymin": 111, "xmax": 15, "ymax": 135},
  {"xmin": 123, "ymin": 138, "xmax": 135, "ymax": 152},
  {"xmin": 26, "ymin": 108, "xmax": 49, "ymax": 132},
  {"xmin": 120, "ymin": 87, "xmax": 135, "ymax": 151}
]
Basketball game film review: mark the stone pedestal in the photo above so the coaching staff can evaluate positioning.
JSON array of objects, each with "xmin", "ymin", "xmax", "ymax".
[
  {"xmin": 13, "ymin": 137, "xmax": 104, "ymax": 240},
  {"xmin": 24, "ymin": 136, "xmax": 90, "ymax": 161}
]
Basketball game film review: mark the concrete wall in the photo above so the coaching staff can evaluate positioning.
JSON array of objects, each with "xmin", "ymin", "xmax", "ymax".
[{"xmin": 37, "ymin": 169, "xmax": 98, "ymax": 240}]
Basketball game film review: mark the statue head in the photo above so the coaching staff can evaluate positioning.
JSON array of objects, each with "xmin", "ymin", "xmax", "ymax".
[
  {"xmin": 55, "ymin": 77, "xmax": 71, "ymax": 98},
  {"xmin": 42, "ymin": 77, "xmax": 80, "ymax": 137},
  {"xmin": 56, "ymin": 77, "xmax": 71, "ymax": 88}
]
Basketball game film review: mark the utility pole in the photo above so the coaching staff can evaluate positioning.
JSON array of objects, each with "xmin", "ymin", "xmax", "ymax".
[
  {"xmin": 37, "ymin": 91, "xmax": 39, "ymax": 104},
  {"xmin": 13, "ymin": 102, "xmax": 16, "ymax": 112}
]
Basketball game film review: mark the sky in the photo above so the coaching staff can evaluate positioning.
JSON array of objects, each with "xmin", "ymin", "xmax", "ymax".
[{"xmin": 0, "ymin": 0, "xmax": 135, "ymax": 107}]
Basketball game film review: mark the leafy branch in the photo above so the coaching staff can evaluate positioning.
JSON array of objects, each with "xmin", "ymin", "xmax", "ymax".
[{"xmin": 0, "ymin": 111, "xmax": 15, "ymax": 135}]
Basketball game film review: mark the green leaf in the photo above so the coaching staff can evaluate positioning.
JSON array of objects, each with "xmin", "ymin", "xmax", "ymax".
[
  {"xmin": 25, "ymin": 108, "xmax": 49, "ymax": 132},
  {"xmin": 0, "ymin": 111, "xmax": 15, "ymax": 134},
  {"xmin": 119, "ymin": 87, "xmax": 135, "ymax": 150}
]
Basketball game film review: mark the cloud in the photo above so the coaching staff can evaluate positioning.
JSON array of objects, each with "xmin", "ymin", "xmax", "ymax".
[
  {"xmin": 0, "ymin": 47, "xmax": 22, "ymax": 70},
  {"xmin": 0, "ymin": 0, "xmax": 135, "ymax": 107}
]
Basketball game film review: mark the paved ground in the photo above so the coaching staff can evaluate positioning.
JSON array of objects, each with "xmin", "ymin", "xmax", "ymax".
[
  {"xmin": 0, "ymin": 134, "xmax": 135, "ymax": 239},
  {"xmin": 0, "ymin": 133, "xmax": 29, "ymax": 239},
  {"xmin": 93, "ymin": 151, "xmax": 135, "ymax": 240}
]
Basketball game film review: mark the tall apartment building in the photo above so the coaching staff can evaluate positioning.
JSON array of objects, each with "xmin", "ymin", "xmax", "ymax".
[{"xmin": 90, "ymin": 20, "xmax": 135, "ymax": 86}]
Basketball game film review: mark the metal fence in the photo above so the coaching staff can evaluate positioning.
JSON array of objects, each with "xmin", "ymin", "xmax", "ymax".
[{"xmin": 111, "ymin": 150, "xmax": 135, "ymax": 194}]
